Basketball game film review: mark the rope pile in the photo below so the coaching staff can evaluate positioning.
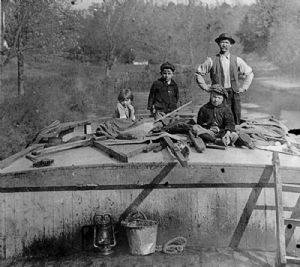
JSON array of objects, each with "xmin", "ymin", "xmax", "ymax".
[{"xmin": 156, "ymin": 236, "xmax": 187, "ymax": 254}]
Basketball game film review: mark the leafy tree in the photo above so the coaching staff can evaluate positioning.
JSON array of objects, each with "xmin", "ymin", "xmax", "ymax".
[
  {"xmin": 2, "ymin": 0, "xmax": 79, "ymax": 95},
  {"xmin": 79, "ymin": 0, "xmax": 140, "ymax": 77},
  {"xmin": 237, "ymin": 0, "xmax": 283, "ymax": 54}
]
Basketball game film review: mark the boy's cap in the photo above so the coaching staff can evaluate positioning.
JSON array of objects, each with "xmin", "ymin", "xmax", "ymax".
[
  {"xmin": 215, "ymin": 33, "xmax": 235, "ymax": 44},
  {"xmin": 160, "ymin": 62, "xmax": 175, "ymax": 72},
  {"xmin": 209, "ymin": 84, "xmax": 228, "ymax": 98}
]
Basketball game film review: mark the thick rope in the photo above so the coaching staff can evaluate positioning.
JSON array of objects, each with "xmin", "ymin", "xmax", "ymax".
[{"xmin": 156, "ymin": 236, "xmax": 187, "ymax": 254}]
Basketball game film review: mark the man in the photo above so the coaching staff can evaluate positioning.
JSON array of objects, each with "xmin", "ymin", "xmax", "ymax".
[{"xmin": 195, "ymin": 33, "xmax": 254, "ymax": 124}]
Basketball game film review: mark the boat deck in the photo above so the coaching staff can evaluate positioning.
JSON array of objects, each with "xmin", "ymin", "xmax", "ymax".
[{"xmin": 1, "ymin": 145, "xmax": 300, "ymax": 174}]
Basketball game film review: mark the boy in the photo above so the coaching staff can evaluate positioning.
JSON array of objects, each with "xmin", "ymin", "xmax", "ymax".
[
  {"xmin": 147, "ymin": 62, "xmax": 179, "ymax": 120},
  {"xmin": 196, "ymin": 84, "xmax": 254, "ymax": 148}
]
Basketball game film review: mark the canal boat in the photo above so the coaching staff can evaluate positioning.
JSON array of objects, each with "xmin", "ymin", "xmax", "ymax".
[{"xmin": 0, "ymin": 115, "xmax": 300, "ymax": 261}]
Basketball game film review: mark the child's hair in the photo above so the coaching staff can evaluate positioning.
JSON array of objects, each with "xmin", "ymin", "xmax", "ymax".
[{"xmin": 117, "ymin": 88, "xmax": 134, "ymax": 102}]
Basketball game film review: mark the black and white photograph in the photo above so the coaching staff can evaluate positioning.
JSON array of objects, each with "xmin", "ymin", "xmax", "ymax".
[{"xmin": 0, "ymin": 0, "xmax": 300, "ymax": 266}]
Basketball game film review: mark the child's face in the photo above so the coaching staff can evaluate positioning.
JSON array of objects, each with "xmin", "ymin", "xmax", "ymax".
[
  {"xmin": 161, "ymin": 68, "xmax": 174, "ymax": 82},
  {"xmin": 210, "ymin": 92, "xmax": 224, "ymax": 106},
  {"xmin": 121, "ymin": 98, "xmax": 131, "ymax": 107}
]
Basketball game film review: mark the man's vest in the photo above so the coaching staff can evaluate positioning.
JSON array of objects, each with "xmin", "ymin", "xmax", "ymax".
[{"xmin": 210, "ymin": 54, "xmax": 239, "ymax": 92}]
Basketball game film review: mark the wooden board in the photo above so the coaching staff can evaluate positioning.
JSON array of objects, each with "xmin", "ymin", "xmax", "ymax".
[
  {"xmin": 92, "ymin": 141, "xmax": 128, "ymax": 163},
  {"xmin": 33, "ymin": 139, "xmax": 92, "ymax": 156},
  {"xmin": 0, "ymin": 144, "xmax": 44, "ymax": 169},
  {"xmin": 163, "ymin": 136, "xmax": 187, "ymax": 167},
  {"xmin": 272, "ymin": 152, "xmax": 287, "ymax": 265}
]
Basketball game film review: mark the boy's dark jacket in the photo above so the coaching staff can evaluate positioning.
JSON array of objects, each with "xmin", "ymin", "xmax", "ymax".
[
  {"xmin": 197, "ymin": 101, "xmax": 235, "ymax": 132},
  {"xmin": 147, "ymin": 78, "xmax": 179, "ymax": 114}
]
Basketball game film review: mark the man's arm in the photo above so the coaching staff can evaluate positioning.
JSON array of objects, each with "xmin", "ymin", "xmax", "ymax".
[
  {"xmin": 237, "ymin": 57, "xmax": 254, "ymax": 92},
  {"xmin": 195, "ymin": 57, "xmax": 213, "ymax": 91}
]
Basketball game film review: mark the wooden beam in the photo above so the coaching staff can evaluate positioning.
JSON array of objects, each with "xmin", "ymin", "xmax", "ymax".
[
  {"xmin": 33, "ymin": 139, "xmax": 92, "ymax": 156},
  {"xmin": 273, "ymin": 152, "xmax": 287, "ymax": 265},
  {"xmin": 119, "ymin": 163, "xmax": 177, "ymax": 221},
  {"xmin": 286, "ymin": 256, "xmax": 300, "ymax": 264},
  {"xmin": 0, "ymin": 144, "xmax": 44, "ymax": 169},
  {"xmin": 285, "ymin": 196, "xmax": 300, "ymax": 246},
  {"xmin": 154, "ymin": 101, "xmax": 192, "ymax": 123},
  {"xmin": 163, "ymin": 136, "xmax": 187, "ymax": 167},
  {"xmin": 229, "ymin": 165, "xmax": 273, "ymax": 248},
  {"xmin": 126, "ymin": 142, "xmax": 162, "ymax": 158},
  {"xmin": 283, "ymin": 184, "xmax": 300, "ymax": 193},
  {"xmin": 92, "ymin": 140, "xmax": 128, "ymax": 163},
  {"xmin": 284, "ymin": 218, "xmax": 300, "ymax": 227},
  {"xmin": 255, "ymin": 205, "xmax": 294, "ymax": 212},
  {"xmin": 188, "ymin": 130, "xmax": 205, "ymax": 153}
]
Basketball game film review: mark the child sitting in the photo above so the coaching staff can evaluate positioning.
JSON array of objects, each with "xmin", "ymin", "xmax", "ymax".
[
  {"xmin": 147, "ymin": 62, "xmax": 179, "ymax": 120},
  {"xmin": 196, "ymin": 84, "xmax": 254, "ymax": 148},
  {"xmin": 114, "ymin": 89, "xmax": 136, "ymax": 121}
]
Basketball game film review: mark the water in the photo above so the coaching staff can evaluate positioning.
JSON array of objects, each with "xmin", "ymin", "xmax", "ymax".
[{"xmin": 242, "ymin": 78, "xmax": 300, "ymax": 130}]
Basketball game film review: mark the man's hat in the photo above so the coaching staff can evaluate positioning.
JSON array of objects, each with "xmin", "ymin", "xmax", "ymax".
[
  {"xmin": 160, "ymin": 62, "xmax": 175, "ymax": 72},
  {"xmin": 210, "ymin": 84, "xmax": 228, "ymax": 98},
  {"xmin": 215, "ymin": 33, "xmax": 235, "ymax": 45}
]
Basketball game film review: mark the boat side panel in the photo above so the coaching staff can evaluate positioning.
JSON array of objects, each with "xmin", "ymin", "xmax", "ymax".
[
  {"xmin": 0, "ymin": 163, "xmax": 299, "ymax": 192},
  {"xmin": 0, "ymin": 188, "xmax": 282, "ymax": 259},
  {"xmin": 1, "ymin": 163, "xmax": 300, "ymax": 258}
]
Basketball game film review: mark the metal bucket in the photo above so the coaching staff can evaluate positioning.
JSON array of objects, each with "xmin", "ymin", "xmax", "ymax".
[{"xmin": 122, "ymin": 219, "xmax": 158, "ymax": 255}]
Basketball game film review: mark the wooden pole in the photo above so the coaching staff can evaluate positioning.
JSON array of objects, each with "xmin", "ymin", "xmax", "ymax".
[
  {"xmin": 154, "ymin": 101, "xmax": 192, "ymax": 123},
  {"xmin": 273, "ymin": 151, "xmax": 287, "ymax": 266},
  {"xmin": 0, "ymin": 0, "xmax": 3, "ymax": 103}
]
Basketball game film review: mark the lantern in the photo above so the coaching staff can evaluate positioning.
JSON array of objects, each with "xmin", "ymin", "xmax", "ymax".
[{"xmin": 93, "ymin": 213, "xmax": 116, "ymax": 255}]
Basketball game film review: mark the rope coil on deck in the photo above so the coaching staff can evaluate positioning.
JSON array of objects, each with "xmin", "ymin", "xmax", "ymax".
[{"xmin": 156, "ymin": 236, "xmax": 187, "ymax": 254}]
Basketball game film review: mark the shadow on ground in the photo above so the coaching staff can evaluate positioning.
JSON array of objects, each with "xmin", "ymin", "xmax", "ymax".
[{"xmin": 2, "ymin": 247, "xmax": 280, "ymax": 267}]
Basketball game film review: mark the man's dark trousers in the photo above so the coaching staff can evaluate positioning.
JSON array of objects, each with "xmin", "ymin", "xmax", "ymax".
[{"xmin": 226, "ymin": 88, "xmax": 241, "ymax": 125}]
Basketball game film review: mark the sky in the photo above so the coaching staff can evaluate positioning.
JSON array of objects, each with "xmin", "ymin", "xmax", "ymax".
[{"xmin": 72, "ymin": 0, "xmax": 256, "ymax": 9}]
